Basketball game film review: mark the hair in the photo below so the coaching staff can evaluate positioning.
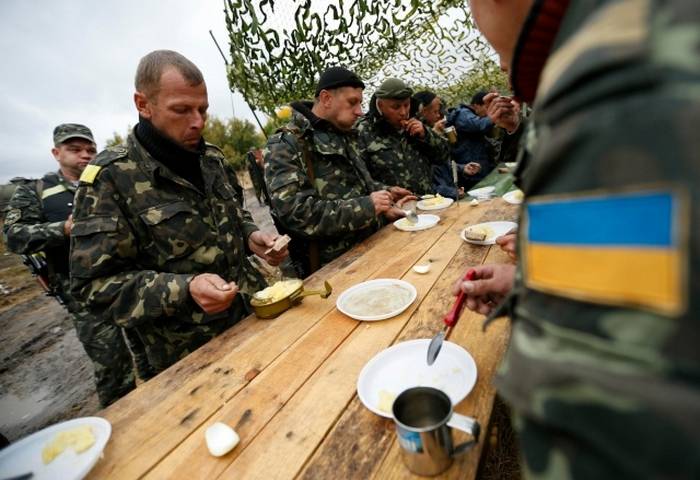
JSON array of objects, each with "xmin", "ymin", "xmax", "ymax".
[
  {"xmin": 470, "ymin": 90, "xmax": 489, "ymax": 106},
  {"xmin": 135, "ymin": 50, "xmax": 204, "ymax": 98}
]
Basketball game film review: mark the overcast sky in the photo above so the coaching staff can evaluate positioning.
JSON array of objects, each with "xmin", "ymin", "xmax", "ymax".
[{"xmin": 0, "ymin": 0, "xmax": 263, "ymax": 183}]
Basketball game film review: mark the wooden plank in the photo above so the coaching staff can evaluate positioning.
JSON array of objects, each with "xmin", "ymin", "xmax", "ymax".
[
  {"xmin": 298, "ymin": 201, "xmax": 518, "ymax": 480},
  {"xmin": 87, "ymin": 205, "xmax": 465, "ymax": 479}
]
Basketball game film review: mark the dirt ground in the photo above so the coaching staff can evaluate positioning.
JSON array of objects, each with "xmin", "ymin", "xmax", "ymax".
[{"xmin": 0, "ymin": 180, "xmax": 518, "ymax": 478}]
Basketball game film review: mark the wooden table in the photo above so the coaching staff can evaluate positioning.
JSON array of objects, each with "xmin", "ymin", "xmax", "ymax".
[{"xmin": 88, "ymin": 198, "xmax": 519, "ymax": 479}]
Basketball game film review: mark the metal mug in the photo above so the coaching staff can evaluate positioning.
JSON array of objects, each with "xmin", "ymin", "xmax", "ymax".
[
  {"xmin": 392, "ymin": 387, "xmax": 480, "ymax": 476},
  {"xmin": 444, "ymin": 126, "xmax": 457, "ymax": 144}
]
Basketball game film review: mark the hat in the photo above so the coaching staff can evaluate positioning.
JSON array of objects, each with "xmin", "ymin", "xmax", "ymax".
[
  {"xmin": 315, "ymin": 67, "xmax": 365, "ymax": 97},
  {"xmin": 375, "ymin": 78, "xmax": 413, "ymax": 100},
  {"xmin": 53, "ymin": 123, "xmax": 95, "ymax": 146},
  {"xmin": 413, "ymin": 90, "xmax": 437, "ymax": 110}
]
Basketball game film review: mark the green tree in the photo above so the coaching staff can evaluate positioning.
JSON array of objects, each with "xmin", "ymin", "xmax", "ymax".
[
  {"xmin": 202, "ymin": 116, "xmax": 265, "ymax": 170},
  {"xmin": 104, "ymin": 127, "xmax": 131, "ymax": 148},
  {"xmin": 437, "ymin": 58, "xmax": 509, "ymax": 108}
]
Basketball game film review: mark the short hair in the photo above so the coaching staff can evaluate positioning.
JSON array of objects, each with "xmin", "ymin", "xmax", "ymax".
[
  {"xmin": 470, "ymin": 90, "xmax": 489, "ymax": 105},
  {"xmin": 135, "ymin": 50, "xmax": 204, "ymax": 98}
]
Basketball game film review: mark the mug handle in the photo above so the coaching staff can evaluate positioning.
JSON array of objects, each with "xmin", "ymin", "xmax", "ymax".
[{"xmin": 447, "ymin": 413, "xmax": 480, "ymax": 457}]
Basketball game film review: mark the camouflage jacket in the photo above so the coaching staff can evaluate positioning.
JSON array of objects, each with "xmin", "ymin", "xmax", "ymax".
[
  {"xmin": 70, "ymin": 133, "xmax": 265, "ymax": 372},
  {"xmin": 264, "ymin": 102, "xmax": 385, "ymax": 270},
  {"xmin": 356, "ymin": 110, "xmax": 448, "ymax": 195},
  {"xmin": 3, "ymin": 171, "xmax": 75, "ymax": 281},
  {"xmin": 495, "ymin": 0, "xmax": 700, "ymax": 475}
]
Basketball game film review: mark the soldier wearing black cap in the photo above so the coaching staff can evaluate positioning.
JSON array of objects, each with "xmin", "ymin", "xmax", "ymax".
[
  {"xmin": 356, "ymin": 78, "xmax": 450, "ymax": 195},
  {"xmin": 3, "ymin": 123, "xmax": 145, "ymax": 406},
  {"xmin": 264, "ymin": 67, "xmax": 412, "ymax": 277}
]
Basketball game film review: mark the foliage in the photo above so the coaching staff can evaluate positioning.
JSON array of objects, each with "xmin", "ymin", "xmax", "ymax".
[
  {"xmin": 437, "ymin": 58, "xmax": 509, "ymax": 107},
  {"xmin": 224, "ymin": 0, "xmax": 495, "ymax": 115},
  {"xmin": 202, "ymin": 116, "xmax": 264, "ymax": 170},
  {"xmin": 104, "ymin": 128, "xmax": 130, "ymax": 148}
]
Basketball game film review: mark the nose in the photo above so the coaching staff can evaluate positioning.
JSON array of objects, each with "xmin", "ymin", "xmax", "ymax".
[
  {"xmin": 353, "ymin": 104, "xmax": 363, "ymax": 117},
  {"xmin": 191, "ymin": 111, "xmax": 206, "ymax": 131}
]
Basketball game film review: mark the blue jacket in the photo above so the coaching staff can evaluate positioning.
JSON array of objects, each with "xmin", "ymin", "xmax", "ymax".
[
  {"xmin": 446, "ymin": 105, "xmax": 494, "ymax": 185},
  {"xmin": 432, "ymin": 160, "xmax": 460, "ymax": 200}
]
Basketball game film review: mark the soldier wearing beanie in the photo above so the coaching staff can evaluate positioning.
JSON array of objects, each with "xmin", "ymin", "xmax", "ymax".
[
  {"xmin": 356, "ymin": 78, "xmax": 450, "ymax": 195},
  {"xmin": 264, "ymin": 67, "xmax": 413, "ymax": 277}
]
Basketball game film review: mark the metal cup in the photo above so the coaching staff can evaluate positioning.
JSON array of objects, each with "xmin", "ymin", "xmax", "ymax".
[
  {"xmin": 444, "ymin": 126, "xmax": 457, "ymax": 144},
  {"xmin": 392, "ymin": 387, "xmax": 480, "ymax": 476}
]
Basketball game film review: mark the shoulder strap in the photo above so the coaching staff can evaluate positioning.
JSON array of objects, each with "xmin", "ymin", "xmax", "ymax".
[{"xmin": 34, "ymin": 179, "xmax": 44, "ymax": 206}]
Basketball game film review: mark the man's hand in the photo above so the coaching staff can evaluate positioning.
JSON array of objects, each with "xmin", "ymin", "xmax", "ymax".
[
  {"xmin": 63, "ymin": 214, "xmax": 74, "ymax": 236},
  {"xmin": 189, "ymin": 273, "xmax": 239, "ymax": 314},
  {"xmin": 457, "ymin": 187, "xmax": 465, "ymax": 198},
  {"xmin": 370, "ymin": 190, "xmax": 393, "ymax": 215},
  {"xmin": 451, "ymin": 264, "xmax": 516, "ymax": 315},
  {"xmin": 496, "ymin": 233, "xmax": 518, "ymax": 260},
  {"xmin": 383, "ymin": 207, "xmax": 406, "ymax": 222},
  {"xmin": 389, "ymin": 186, "xmax": 412, "ymax": 202},
  {"xmin": 248, "ymin": 231, "xmax": 289, "ymax": 266},
  {"xmin": 485, "ymin": 92, "xmax": 519, "ymax": 132},
  {"xmin": 405, "ymin": 118, "xmax": 425, "ymax": 139},
  {"xmin": 464, "ymin": 162, "xmax": 481, "ymax": 176},
  {"xmin": 433, "ymin": 118, "xmax": 447, "ymax": 133}
]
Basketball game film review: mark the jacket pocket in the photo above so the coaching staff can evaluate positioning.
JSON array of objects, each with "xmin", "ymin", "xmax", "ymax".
[{"xmin": 139, "ymin": 202, "xmax": 208, "ymax": 260}]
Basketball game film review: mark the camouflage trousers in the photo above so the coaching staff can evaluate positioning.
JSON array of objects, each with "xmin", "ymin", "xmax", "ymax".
[
  {"xmin": 56, "ymin": 277, "xmax": 154, "ymax": 406},
  {"xmin": 512, "ymin": 399, "xmax": 700, "ymax": 480}
]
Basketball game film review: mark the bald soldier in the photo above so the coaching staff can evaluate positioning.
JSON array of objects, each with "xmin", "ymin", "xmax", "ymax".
[
  {"xmin": 4, "ymin": 124, "xmax": 141, "ymax": 406},
  {"xmin": 70, "ymin": 50, "xmax": 288, "ymax": 373}
]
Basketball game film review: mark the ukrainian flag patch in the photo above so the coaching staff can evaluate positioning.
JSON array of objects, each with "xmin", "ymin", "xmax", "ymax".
[{"xmin": 524, "ymin": 189, "xmax": 686, "ymax": 315}]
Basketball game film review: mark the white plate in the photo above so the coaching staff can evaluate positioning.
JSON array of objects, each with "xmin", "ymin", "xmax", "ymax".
[
  {"xmin": 461, "ymin": 221, "xmax": 518, "ymax": 245},
  {"xmin": 0, "ymin": 417, "xmax": 111, "ymax": 480},
  {"xmin": 416, "ymin": 197, "xmax": 454, "ymax": 211},
  {"xmin": 504, "ymin": 162, "xmax": 517, "ymax": 168},
  {"xmin": 467, "ymin": 186, "xmax": 495, "ymax": 198},
  {"xmin": 393, "ymin": 214, "xmax": 440, "ymax": 232},
  {"xmin": 337, "ymin": 278, "xmax": 417, "ymax": 321},
  {"xmin": 357, "ymin": 339, "xmax": 478, "ymax": 418},
  {"xmin": 502, "ymin": 189, "xmax": 524, "ymax": 205}
]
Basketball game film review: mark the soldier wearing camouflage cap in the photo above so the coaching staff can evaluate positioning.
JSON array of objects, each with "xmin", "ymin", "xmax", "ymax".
[
  {"xmin": 264, "ymin": 66, "xmax": 413, "ymax": 277},
  {"xmin": 454, "ymin": 0, "xmax": 700, "ymax": 477},
  {"xmin": 356, "ymin": 78, "xmax": 449, "ymax": 195},
  {"xmin": 3, "ymin": 123, "xmax": 145, "ymax": 407},
  {"xmin": 69, "ymin": 50, "xmax": 288, "ymax": 374}
]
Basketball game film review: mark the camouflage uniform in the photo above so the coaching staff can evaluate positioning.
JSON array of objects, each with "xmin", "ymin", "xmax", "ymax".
[
  {"xmin": 491, "ymin": 0, "xmax": 700, "ymax": 477},
  {"xmin": 70, "ymin": 133, "xmax": 266, "ymax": 373},
  {"xmin": 356, "ymin": 107, "xmax": 447, "ymax": 195},
  {"xmin": 264, "ymin": 102, "xmax": 385, "ymax": 277},
  {"xmin": 3, "ymin": 171, "xmax": 138, "ymax": 406}
]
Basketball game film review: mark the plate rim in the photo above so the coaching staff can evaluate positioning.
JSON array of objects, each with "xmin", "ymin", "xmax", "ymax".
[
  {"xmin": 357, "ymin": 339, "xmax": 478, "ymax": 418},
  {"xmin": 392, "ymin": 213, "xmax": 440, "ymax": 232},
  {"xmin": 0, "ymin": 416, "xmax": 112, "ymax": 478},
  {"xmin": 416, "ymin": 197, "xmax": 454, "ymax": 211},
  {"xmin": 502, "ymin": 189, "xmax": 524, "ymax": 204},
  {"xmin": 336, "ymin": 278, "xmax": 417, "ymax": 321},
  {"xmin": 460, "ymin": 221, "xmax": 518, "ymax": 245}
]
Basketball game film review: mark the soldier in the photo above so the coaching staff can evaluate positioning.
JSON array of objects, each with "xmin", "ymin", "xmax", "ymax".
[
  {"xmin": 3, "ymin": 124, "xmax": 141, "ymax": 406},
  {"xmin": 356, "ymin": 78, "xmax": 448, "ymax": 196},
  {"xmin": 264, "ymin": 67, "xmax": 412, "ymax": 278},
  {"xmin": 70, "ymin": 50, "xmax": 288, "ymax": 374},
  {"xmin": 455, "ymin": 0, "xmax": 700, "ymax": 477},
  {"xmin": 245, "ymin": 148, "xmax": 270, "ymax": 206}
]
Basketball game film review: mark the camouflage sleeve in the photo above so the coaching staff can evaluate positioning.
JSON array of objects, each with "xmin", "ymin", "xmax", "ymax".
[
  {"xmin": 222, "ymin": 162, "xmax": 259, "ymax": 240},
  {"xmin": 264, "ymin": 134, "xmax": 379, "ymax": 239},
  {"xmin": 354, "ymin": 129, "xmax": 390, "ymax": 191},
  {"xmin": 70, "ymin": 168, "xmax": 194, "ymax": 329},
  {"xmin": 2, "ymin": 182, "xmax": 66, "ymax": 254}
]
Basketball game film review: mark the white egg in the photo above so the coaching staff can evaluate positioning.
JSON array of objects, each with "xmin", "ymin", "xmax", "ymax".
[
  {"xmin": 470, "ymin": 199, "xmax": 479, "ymax": 207},
  {"xmin": 205, "ymin": 422, "xmax": 240, "ymax": 457},
  {"xmin": 412, "ymin": 263, "xmax": 431, "ymax": 274}
]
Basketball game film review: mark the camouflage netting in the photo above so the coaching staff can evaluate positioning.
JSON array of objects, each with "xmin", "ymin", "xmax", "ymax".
[{"xmin": 224, "ymin": 0, "xmax": 503, "ymax": 114}]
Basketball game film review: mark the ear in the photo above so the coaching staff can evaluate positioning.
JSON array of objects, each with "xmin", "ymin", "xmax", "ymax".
[
  {"xmin": 51, "ymin": 146, "xmax": 60, "ymax": 161},
  {"xmin": 134, "ymin": 91, "xmax": 152, "ymax": 119},
  {"xmin": 319, "ymin": 89, "xmax": 333, "ymax": 108}
]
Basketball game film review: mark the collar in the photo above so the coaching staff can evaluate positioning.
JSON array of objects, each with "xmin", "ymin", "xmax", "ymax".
[
  {"xmin": 290, "ymin": 101, "xmax": 338, "ymax": 132},
  {"xmin": 510, "ymin": 0, "xmax": 571, "ymax": 103}
]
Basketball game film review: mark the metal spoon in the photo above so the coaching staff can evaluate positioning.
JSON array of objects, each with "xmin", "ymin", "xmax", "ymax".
[{"xmin": 426, "ymin": 269, "xmax": 476, "ymax": 365}]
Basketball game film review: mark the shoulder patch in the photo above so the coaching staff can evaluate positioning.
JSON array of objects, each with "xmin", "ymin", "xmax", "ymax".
[{"xmin": 79, "ymin": 164, "xmax": 103, "ymax": 184}]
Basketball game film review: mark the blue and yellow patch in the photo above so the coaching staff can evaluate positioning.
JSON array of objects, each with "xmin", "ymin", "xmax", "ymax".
[{"xmin": 523, "ymin": 189, "xmax": 687, "ymax": 315}]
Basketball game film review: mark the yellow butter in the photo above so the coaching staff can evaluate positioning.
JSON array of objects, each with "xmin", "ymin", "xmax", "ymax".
[{"xmin": 42, "ymin": 425, "xmax": 95, "ymax": 464}]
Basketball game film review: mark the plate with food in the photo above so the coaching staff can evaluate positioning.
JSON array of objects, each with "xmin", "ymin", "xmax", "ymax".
[
  {"xmin": 416, "ymin": 194, "xmax": 454, "ymax": 211},
  {"xmin": 502, "ymin": 189, "xmax": 524, "ymax": 205},
  {"xmin": 461, "ymin": 221, "xmax": 517, "ymax": 245},
  {"xmin": 251, "ymin": 278, "xmax": 332, "ymax": 319},
  {"xmin": 337, "ymin": 278, "xmax": 417, "ymax": 321},
  {"xmin": 467, "ymin": 186, "xmax": 495, "ymax": 199},
  {"xmin": 0, "ymin": 417, "xmax": 111, "ymax": 480},
  {"xmin": 393, "ymin": 214, "xmax": 440, "ymax": 232},
  {"xmin": 357, "ymin": 339, "xmax": 477, "ymax": 418}
]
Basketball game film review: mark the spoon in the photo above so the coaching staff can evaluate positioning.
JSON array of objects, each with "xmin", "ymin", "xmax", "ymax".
[{"xmin": 426, "ymin": 268, "xmax": 476, "ymax": 365}]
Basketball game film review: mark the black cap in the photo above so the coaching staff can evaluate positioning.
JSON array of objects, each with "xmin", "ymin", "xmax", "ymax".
[
  {"xmin": 413, "ymin": 90, "xmax": 437, "ymax": 110},
  {"xmin": 315, "ymin": 67, "xmax": 365, "ymax": 97}
]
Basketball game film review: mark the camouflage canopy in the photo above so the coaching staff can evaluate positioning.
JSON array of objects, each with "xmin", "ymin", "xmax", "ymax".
[{"xmin": 223, "ymin": 0, "xmax": 500, "ymax": 114}]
